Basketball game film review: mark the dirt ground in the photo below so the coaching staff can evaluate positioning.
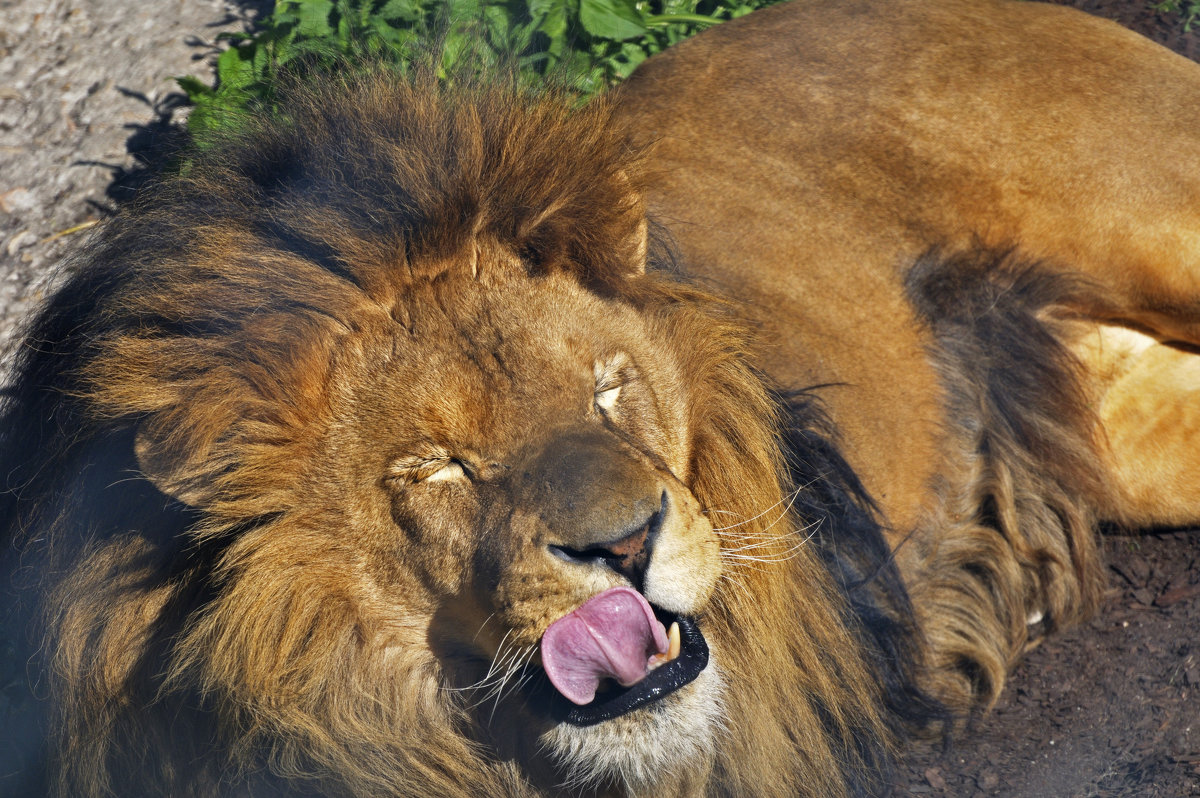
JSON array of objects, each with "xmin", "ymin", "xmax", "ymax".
[
  {"xmin": 2, "ymin": 1, "xmax": 1200, "ymax": 796},
  {"xmin": 901, "ymin": 529, "xmax": 1200, "ymax": 797}
]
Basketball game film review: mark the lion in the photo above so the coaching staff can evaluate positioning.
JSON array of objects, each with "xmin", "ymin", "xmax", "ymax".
[{"xmin": 2, "ymin": 0, "xmax": 1200, "ymax": 795}]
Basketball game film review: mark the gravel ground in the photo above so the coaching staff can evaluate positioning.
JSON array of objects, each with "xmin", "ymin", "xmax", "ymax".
[
  {"xmin": 0, "ymin": 0, "xmax": 267, "ymax": 368},
  {"xmin": 2, "ymin": 1, "xmax": 1200, "ymax": 796}
]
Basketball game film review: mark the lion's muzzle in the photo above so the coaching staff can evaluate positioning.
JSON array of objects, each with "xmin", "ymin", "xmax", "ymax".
[
  {"xmin": 528, "ymin": 427, "xmax": 666, "ymax": 588},
  {"xmin": 522, "ymin": 425, "xmax": 718, "ymax": 612},
  {"xmin": 510, "ymin": 426, "xmax": 716, "ymax": 722}
]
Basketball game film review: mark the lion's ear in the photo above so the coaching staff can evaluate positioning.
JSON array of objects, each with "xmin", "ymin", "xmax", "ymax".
[
  {"xmin": 619, "ymin": 173, "xmax": 649, "ymax": 275},
  {"xmin": 511, "ymin": 168, "xmax": 649, "ymax": 281},
  {"xmin": 628, "ymin": 215, "xmax": 648, "ymax": 274}
]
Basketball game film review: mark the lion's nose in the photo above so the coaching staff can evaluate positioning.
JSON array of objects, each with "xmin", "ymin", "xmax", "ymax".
[
  {"xmin": 548, "ymin": 492, "xmax": 666, "ymax": 590},
  {"xmin": 525, "ymin": 426, "xmax": 671, "ymax": 591}
]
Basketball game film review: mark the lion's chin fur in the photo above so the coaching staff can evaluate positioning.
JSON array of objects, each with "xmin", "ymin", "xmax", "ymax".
[{"xmin": 540, "ymin": 666, "xmax": 726, "ymax": 793}]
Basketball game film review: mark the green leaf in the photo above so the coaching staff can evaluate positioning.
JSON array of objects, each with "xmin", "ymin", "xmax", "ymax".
[
  {"xmin": 483, "ymin": 4, "xmax": 512, "ymax": 43},
  {"xmin": 336, "ymin": 12, "xmax": 354, "ymax": 46},
  {"xmin": 215, "ymin": 44, "xmax": 258, "ymax": 91},
  {"xmin": 185, "ymin": 85, "xmax": 255, "ymax": 147},
  {"xmin": 530, "ymin": 0, "xmax": 570, "ymax": 57},
  {"xmin": 579, "ymin": 0, "xmax": 647, "ymax": 41},
  {"xmin": 442, "ymin": 0, "xmax": 486, "ymax": 24},
  {"xmin": 175, "ymin": 75, "xmax": 215, "ymax": 101},
  {"xmin": 379, "ymin": 0, "xmax": 424, "ymax": 22},
  {"xmin": 610, "ymin": 40, "xmax": 650, "ymax": 78},
  {"xmin": 272, "ymin": 1, "xmax": 303, "ymax": 26},
  {"xmin": 661, "ymin": 0, "xmax": 697, "ymax": 16},
  {"xmin": 294, "ymin": 0, "xmax": 336, "ymax": 38},
  {"xmin": 369, "ymin": 15, "xmax": 415, "ymax": 47}
]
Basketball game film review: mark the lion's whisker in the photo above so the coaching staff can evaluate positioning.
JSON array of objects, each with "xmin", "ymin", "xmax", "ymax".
[
  {"xmin": 709, "ymin": 486, "xmax": 803, "ymax": 532},
  {"xmin": 444, "ymin": 629, "xmax": 521, "ymax": 697},
  {"xmin": 478, "ymin": 628, "xmax": 516, "ymax": 683},
  {"xmin": 502, "ymin": 645, "xmax": 538, "ymax": 694},
  {"xmin": 471, "ymin": 613, "xmax": 497, "ymax": 644},
  {"xmin": 717, "ymin": 571, "xmax": 755, "ymax": 603},
  {"xmin": 719, "ymin": 523, "xmax": 821, "ymax": 568},
  {"xmin": 723, "ymin": 534, "xmax": 802, "ymax": 552},
  {"xmin": 485, "ymin": 643, "xmax": 538, "ymax": 721}
]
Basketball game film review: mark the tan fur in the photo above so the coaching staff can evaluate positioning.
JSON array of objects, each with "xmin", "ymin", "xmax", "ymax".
[{"xmin": 1074, "ymin": 325, "xmax": 1200, "ymax": 526}]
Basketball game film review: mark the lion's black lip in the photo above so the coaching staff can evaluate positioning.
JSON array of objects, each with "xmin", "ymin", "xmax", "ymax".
[{"xmin": 546, "ymin": 614, "xmax": 708, "ymax": 727}]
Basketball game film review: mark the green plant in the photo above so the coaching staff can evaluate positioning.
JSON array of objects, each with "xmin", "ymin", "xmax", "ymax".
[
  {"xmin": 1153, "ymin": 0, "xmax": 1200, "ymax": 31},
  {"xmin": 178, "ymin": 0, "xmax": 779, "ymax": 143}
]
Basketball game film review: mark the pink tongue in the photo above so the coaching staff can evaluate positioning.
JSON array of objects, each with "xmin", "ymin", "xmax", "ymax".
[{"xmin": 540, "ymin": 586, "xmax": 670, "ymax": 705}]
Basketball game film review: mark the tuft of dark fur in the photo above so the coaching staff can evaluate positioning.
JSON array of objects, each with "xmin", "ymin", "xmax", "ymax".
[
  {"xmin": 782, "ymin": 390, "xmax": 952, "ymax": 792},
  {"xmin": 903, "ymin": 250, "xmax": 1109, "ymax": 711}
]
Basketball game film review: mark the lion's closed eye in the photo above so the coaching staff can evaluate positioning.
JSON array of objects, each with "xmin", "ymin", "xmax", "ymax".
[
  {"xmin": 594, "ymin": 352, "xmax": 632, "ymax": 415},
  {"xmin": 388, "ymin": 455, "xmax": 469, "ymax": 485},
  {"xmin": 594, "ymin": 385, "xmax": 621, "ymax": 413}
]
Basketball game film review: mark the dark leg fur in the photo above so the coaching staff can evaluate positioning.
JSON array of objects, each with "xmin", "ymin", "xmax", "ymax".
[{"xmin": 901, "ymin": 250, "xmax": 1109, "ymax": 711}]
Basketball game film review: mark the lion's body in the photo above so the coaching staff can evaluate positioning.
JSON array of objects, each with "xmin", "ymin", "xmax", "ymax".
[
  {"xmin": 618, "ymin": 0, "xmax": 1200, "ymax": 527},
  {"xmin": 3, "ymin": 0, "xmax": 1200, "ymax": 796},
  {"xmin": 617, "ymin": 0, "xmax": 1200, "ymax": 712}
]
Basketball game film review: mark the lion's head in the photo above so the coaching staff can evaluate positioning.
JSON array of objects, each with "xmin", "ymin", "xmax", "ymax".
[{"xmin": 0, "ymin": 74, "xmax": 922, "ymax": 798}]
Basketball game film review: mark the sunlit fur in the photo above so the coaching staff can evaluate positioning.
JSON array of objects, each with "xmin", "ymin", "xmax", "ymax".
[{"xmin": 0, "ymin": 73, "xmax": 896, "ymax": 798}]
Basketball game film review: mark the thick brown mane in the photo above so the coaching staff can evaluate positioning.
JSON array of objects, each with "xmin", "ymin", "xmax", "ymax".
[
  {"xmin": 6, "ymin": 73, "xmax": 651, "ymax": 535},
  {"xmin": 1, "ymin": 73, "xmax": 908, "ymax": 797}
]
